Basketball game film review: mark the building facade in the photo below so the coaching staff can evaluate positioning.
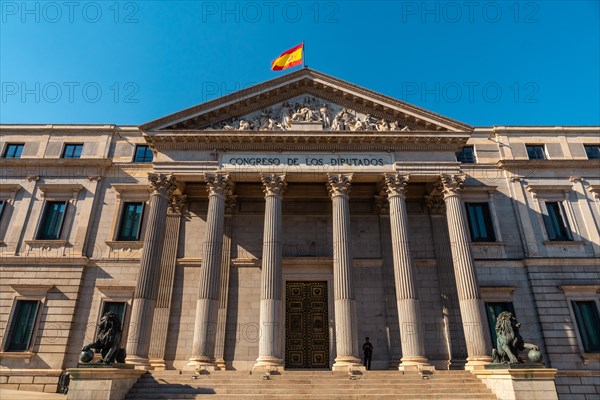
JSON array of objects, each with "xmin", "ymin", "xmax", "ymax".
[{"xmin": 0, "ymin": 69, "xmax": 599, "ymax": 397}]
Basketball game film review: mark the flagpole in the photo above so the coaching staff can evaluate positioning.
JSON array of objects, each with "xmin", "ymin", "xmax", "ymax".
[{"xmin": 303, "ymin": 41, "xmax": 306, "ymax": 68}]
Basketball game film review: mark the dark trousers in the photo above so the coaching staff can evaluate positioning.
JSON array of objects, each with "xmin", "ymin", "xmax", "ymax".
[{"xmin": 364, "ymin": 354, "xmax": 372, "ymax": 370}]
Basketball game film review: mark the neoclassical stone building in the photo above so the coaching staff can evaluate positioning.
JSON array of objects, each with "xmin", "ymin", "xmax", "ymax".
[{"xmin": 0, "ymin": 69, "xmax": 599, "ymax": 397}]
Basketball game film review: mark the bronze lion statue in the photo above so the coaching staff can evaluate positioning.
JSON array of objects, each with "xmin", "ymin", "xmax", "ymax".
[
  {"xmin": 81, "ymin": 311, "xmax": 126, "ymax": 364},
  {"xmin": 492, "ymin": 311, "xmax": 539, "ymax": 364}
]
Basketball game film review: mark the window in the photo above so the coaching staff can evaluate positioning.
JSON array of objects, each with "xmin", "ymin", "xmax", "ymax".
[
  {"xmin": 37, "ymin": 201, "xmax": 67, "ymax": 240},
  {"xmin": 5, "ymin": 300, "xmax": 40, "ymax": 352},
  {"xmin": 571, "ymin": 301, "xmax": 600, "ymax": 353},
  {"xmin": 485, "ymin": 302, "xmax": 515, "ymax": 349},
  {"xmin": 543, "ymin": 202, "xmax": 572, "ymax": 241},
  {"xmin": 133, "ymin": 145, "xmax": 153, "ymax": 163},
  {"xmin": 3, "ymin": 144, "xmax": 24, "ymax": 158},
  {"xmin": 0, "ymin": 200, "xmax": 4, "ymax": 220},
  {"xmin": 584, "ymin": 145, "xmax": 600, "ymax": 160},
  {"xmin": 62, "ymin": 144, "xmax": 83, "ymax": 159},
  {"xmin": 456, "ymin": 146, "xmax": 476, "ymax": 163},
  {"xmin": 526, "ymin": 145, "xmax": 546, "ymax": 160},
  {"xmin": 117, "ymin": 202, "xmax": 144, "ymax": 241},
  {"xmin": 465, "ymin": 202, "xmax": 496, "ymax": 242}
]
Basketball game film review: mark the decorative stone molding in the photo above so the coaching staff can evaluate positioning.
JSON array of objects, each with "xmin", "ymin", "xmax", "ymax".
[
  {"xmin": 224, "ymin": 195, "xmax": 238, "ymax": 214},
  {"xmin": 424, "ymin": 194, "xmax": 446, "ymax": 215},
  {"xmin": 261, "ymin": 174, "xmax": 287, "ymax": 197},
  {"xmin": 26, "ymin": 175, "xmax": 39, "ymax": 182},
  {"xmin": 168, "ymin": 195, "xmax": 187, "ymax": 215},
  {"xmin": 439, "ymin": 174, "xmax": 466, "ymax": 198},
  {"xmin": 0, "ymin": 184, "xmax": 22, "ymax": 200},
  {"xmin": 10, "ymin": 284, "xmax": 54, "ymax": 297},
  {"xmin": 326, "ymin": 173, "xmax": 352, "ymax": 198},
  {"xmin": 384, "ymin": 173, "xmax": 409, "ymax": 198},
  {"xmin": 38, "ymin": 184, "xmax": 83, "ymax": 200},
  {"xmin": 148, "ymin": 173, "xmax": 178, "ymax": 197},
  {"xmin": 87, "ymin": 176, "xmax": 102, "ymax": 182},
  {"xmin": 374, "ymin": 194, "xmax": 389, "ymax": 214},
  {"xmin": 204, "ymin": 173, "xmax": 231, "ymax": 198}
]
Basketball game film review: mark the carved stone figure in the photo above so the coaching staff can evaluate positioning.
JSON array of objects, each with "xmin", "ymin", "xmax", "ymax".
[
  {"xmin": 320, "ymin": 104, "xmax": 331, "ymax": 128},
  {"xmin": 80, "ymin": 311, "xmax": 126, "ymax": 364},
  {"xmin": 491, "ymin": 311, "xmax": 540, "ymax": 364},
  {"xmin": 238, "ymin": 119, "xmax": 253, "ymax": 131},
  {"xmin": 376, "ymin": 118, "xmax": 390, "ymax": 131}
]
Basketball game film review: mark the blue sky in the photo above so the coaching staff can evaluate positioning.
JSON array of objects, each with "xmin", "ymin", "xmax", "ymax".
[{"xmin": 1, "ymin": 0, "xmax": 598, "ymax": 126}]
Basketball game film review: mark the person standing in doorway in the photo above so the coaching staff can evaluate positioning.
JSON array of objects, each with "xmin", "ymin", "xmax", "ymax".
[{"xmin": 362, "ymin": 337, "xmax": 373, "ymax": 370}]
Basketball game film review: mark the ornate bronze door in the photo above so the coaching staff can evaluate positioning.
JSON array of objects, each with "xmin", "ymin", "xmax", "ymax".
[{"xmin": 285, "ymin": 281, "xmax": 329, "ymax": 369}]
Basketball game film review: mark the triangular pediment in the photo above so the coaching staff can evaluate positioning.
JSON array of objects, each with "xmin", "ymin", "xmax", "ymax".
[{"xmin": 141, "ymin": 68, "xmax": 472, "ymax": 133}]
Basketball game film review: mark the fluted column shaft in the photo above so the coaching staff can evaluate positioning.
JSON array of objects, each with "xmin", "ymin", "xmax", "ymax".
[
  {"xmin": 126, "ymin": 173, "xmax": 177, "ymax": 368},
  {"xmin": 148, "ymin": 196, "xmax": 186, "ymax": 370},
  {"xmin": 384, "ymin": 174, "xmax": 428, "ymax": 369},
  {"xmin": 440, "ymin": 174, "xmax": 492, "ymax": 368},
  {"xmin": 255, "ymin": 175, "xmax": 287, "ymax": 369},
  {"xmin": 327, "ymin": 174, "xmax": 360, "ymax": 370},
  {"xmin": 188, "ymin": 173, "xmax": 230, "ymax": 369}
]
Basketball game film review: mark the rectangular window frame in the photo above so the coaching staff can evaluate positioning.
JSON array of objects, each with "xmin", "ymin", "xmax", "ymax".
[
  {"xmin": 584, "ymin": 144, "xmax": 600, "ymax": 160},
  {"xmin": 571, "ymin": 300, "xmax": 600, "ymax": 353},
  {"xmin": 117, "ymin": 202, "xmax": 145, "ymax": 241},
  {"xmin": 94, "ymin": 286, "xmax": 134, "ymax": 351},
  {"xmin": 485, "ymin": 301, "xmax": 516, "ymax": 349},
  {"xmin": 2, "ymin": 296, "xmax": 45, "ymax": 354},
  {"xmin": 526, "ymin": 144, "xmax": 547, "ymax": 160},
  {"xmin": 36, "ymin": 201, "xmax": 68, "ymax": 240},
  {"xmin": 543, "ymin": 201, "xmax": 573, "ymax": 241},
  {"xmin": 133, "ymin": 145, "xmax": 154, "ymax": 163},
  {"xmin": 3, "ymin": 143, "xmax": 25, "ymax": 159},
  {"xmin": 465, "ymin": 202, "xmax": 497, "ymax": 242},
  {"xmin": 61, "ymin": 143, "xmax": 84, "ymax": 159},
  {"xmin": 456, "ymin": 146, "xmax": 477, "ymax": 164},
  {"xmin": 560, "ymin": 286, "xmax": 600, "ymax": 360}
]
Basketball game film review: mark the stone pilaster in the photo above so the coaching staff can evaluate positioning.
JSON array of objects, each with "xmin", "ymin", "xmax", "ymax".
[
  {"xmin": 188, "ymin": 173, "xmax": 231, "ymax": 370},
  {"xmin": 439, "ymin": 174, "xmax": 492, "ymax": 369},
  {"xmin": 327, "ymin": 174, "xmax": 361, "ymax": 370},
  {"xmin": 126, "ymin": 173, "xmax": 178, "ymax": 368},
  {"xmin": 425, "ymin": 193, "xmax": 468, "ymax": 369},
  {"xmin": 375, "ymin": 193, "xmax": 401, "ymax": 369},
  {"xmin": 254, "ymin": 174, "xmax": 287, "ymax": 370},
  {"xmin": 384, "ymin": 173, "xmax": 429, "ymax": 369},
  {"xmin": 148, "ymin": 195, "xmax": 186, "ymax": 370},
  {"xmin": 214, "ymin": 195, "xmax": 236, "ymax": 370}
]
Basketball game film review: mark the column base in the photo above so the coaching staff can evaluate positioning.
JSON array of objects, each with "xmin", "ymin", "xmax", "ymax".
[
  {"xmin": 125, "ymin": 355, "xmax": 153, "ymax": 370},
  {"xmin": 465, "ymin": 355, "xmax": 493, "ymax": 370},
  {"xmin": 332, "ymin": 356, "xmax": 363, "ymax": 372},
  {"xmin": 399, "ymin": 356, "xmax": 432, "ymax": 372},
  {"xmin": 149, "ymin": 358, "xmax": 167, "ymax": 371},
  {"xmin": 186, "ymin": 357, "xmax": 217, "ymax": 372},
  {"xmin": 214, "ymin": 358, "xmax": 227, "ymax": 371},
  {"xmin": 253, "ymin": 356, "xmax": 284, "ymax": 371}
]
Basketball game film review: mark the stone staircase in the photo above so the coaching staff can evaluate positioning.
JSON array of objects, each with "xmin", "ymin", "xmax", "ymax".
[{"xmin": 124, "ymin": 370, "xmax": 498, "ymax": 399}]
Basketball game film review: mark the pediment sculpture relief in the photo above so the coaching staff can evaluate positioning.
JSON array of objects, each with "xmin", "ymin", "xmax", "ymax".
[{"xmin": 204, "ymin": 95, "xmax": 411, "ymax": 132}]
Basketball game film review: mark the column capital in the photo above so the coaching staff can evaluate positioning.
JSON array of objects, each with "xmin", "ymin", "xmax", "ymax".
[
  {"xmin": 168, "ymin": 195, "xmax": 187, "ymax": 215},
  {"xmin": 261, "ymin": 174, "xmax": 287, "ymax": 198},
  {"xmin": 148, "ymin": 173, "xmax": 178, "ymax": 198},
  {"xmin": 225, "ymin": 195, "xmax": 238, "ymax": 214},
  {"xmin": 205, "ymin": 173, "xmax": 231, "ymax": 198},
  {"xmin": 327, "ymin": 174, "xmax": 352, "ymax": 199},
  {"xmin": 440, "ymin": 174, "xmax": 466, "ymax": 199},
  {"xmin": 384, "ymin": 173, "xmax": 409, "ymax": 198},
  {"xmin": 425, "ymin": 194, "xmax": 446, "ymax": 215},
  {"xmin": 374, "ymin": 195, "xmax": 389, "ymax": 215}
]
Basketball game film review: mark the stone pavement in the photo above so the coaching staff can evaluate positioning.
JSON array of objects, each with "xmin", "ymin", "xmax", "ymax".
[{"xmin": 0, "ymin": 388, "xmax": 66, "ymax": 400}]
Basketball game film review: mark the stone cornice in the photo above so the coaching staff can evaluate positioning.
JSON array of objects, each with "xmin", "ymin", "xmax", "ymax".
[
  {"xmin": 497, "ymin": 159, "xmax": 600, "ymax": 169},
  {"xmin": 0, "ymin": 158, "xmax": 113, "ymax": 170},
  {"xmin": 145, "ymin": 131, "xmax": 470, "ymax": 152}
]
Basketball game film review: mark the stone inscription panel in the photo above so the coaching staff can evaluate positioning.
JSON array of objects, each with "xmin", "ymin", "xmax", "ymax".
[{"xmin": 221, "ymin": 153, "xmax": 394, "ymax": 172}]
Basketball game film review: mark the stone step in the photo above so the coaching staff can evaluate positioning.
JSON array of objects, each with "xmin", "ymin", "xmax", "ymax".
[
  {"xmin": 129, "ymin": 385, "xmax": 491, "ymax": 393},
  {"xmin": 140, "ymin": 378, "xmax": 483, "ymax": 385},
  {"xmin": 132, "ymin": 382, "xmax": 487, "ymax": 390},
  {"xmin": 125, "ymin": 394, "xmax": 497, "ymax": 400}
]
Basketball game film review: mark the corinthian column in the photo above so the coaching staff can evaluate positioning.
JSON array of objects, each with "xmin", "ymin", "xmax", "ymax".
[
  {"xmin": 439, "ymin": 174, "xmax": 492, "ymax": 369},
  {"xmin": 384, "ymin": 173, "xmax": 429, "ymax": 370},
  {"xmin": 188, "ymin": 173, "xmax": 231, "ymax": 370},
  {"xmin": 254, "ymin": 174, "xmax": 287, "ymax": 370},
  {"xmin": 126, "ymin": 173, "xmax": 178, "ymax": 368},
  {"xmin": 327, "ymin": 174, "xmax": 361, "ymax": 370}
]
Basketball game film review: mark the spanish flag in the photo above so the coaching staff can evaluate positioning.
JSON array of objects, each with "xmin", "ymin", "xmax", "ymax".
[{"xmin": 271, "ymin": 43, "xmax": 303, "ymax": 71}]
